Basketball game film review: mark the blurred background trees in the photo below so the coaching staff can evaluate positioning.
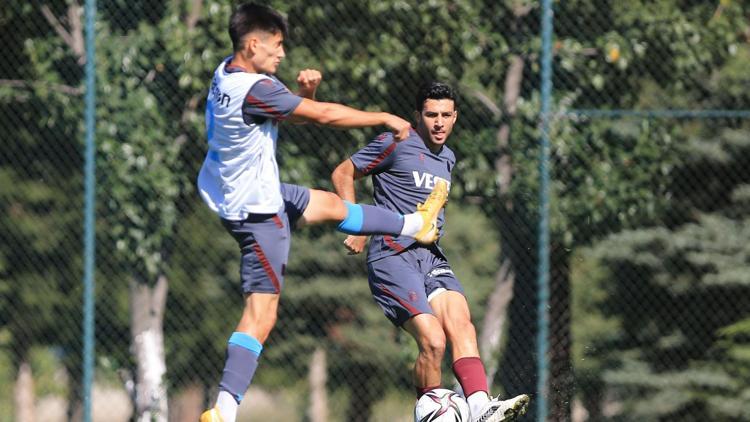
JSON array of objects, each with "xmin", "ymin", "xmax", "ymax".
[{"xmin": 1, "ymin": 0, "xmax": 749, "ymax": 421}]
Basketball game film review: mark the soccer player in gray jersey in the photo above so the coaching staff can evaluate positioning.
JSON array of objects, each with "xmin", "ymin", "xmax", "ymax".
[
  {"xmin": 332, "ymin": 82, "xmax": 530, "ymax": 422},
  {"xmin": 199, "ymin": 4, "xmax": 448, "ymax": 422}
]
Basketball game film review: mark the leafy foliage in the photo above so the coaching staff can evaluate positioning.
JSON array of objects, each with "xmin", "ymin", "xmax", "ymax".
[
  {"xmin": 1, "ymin": 0, "xmax": 750, "ymax": 420},
  {"xmin": 578, "ymin": 123, "xmax": 750, "ymax": 419}
]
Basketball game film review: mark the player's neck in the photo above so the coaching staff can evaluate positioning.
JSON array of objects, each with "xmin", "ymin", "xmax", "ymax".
[
  {"xmin": 229, "ymin": 54, "xmax": 259, "ymax": 74},
  {"xmin": 425, "ymin": 143, "xmax": 442, "ymax": 154},
  {"xmin": 416, "ymin": 129, "xmax": 444, "ymax": 154}
]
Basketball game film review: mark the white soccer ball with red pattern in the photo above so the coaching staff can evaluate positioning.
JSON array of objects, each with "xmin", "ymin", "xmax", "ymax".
[{"xmin": 414, "ymin": 388, "xmax": 470, "ymax": 422}]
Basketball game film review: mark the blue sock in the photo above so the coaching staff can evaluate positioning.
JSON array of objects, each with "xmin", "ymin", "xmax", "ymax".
[
  {"xmin": 218, "ymin": 332, "xmax": 263, "ymax": 403},
  {"xmin": 337, "ymin": 201, "xmax": 405, "ymax": 235}
]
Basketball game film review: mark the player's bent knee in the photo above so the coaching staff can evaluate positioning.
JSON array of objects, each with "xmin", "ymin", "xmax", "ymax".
[
  {"xmin": 419, "ymin": 332, "xmax": 447, "ymax": 357},
  {"xmin": 304, "ymin": 189, "xmax": 347, "ymax": 223},
  {"xmin": 321, "ymin": 191, "xmax": 347, "ymax": 220}
]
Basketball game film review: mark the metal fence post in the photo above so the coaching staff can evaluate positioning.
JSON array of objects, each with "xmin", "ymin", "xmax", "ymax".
[
  {"xmin": 82, "ymin": 0, "xmax": 97, "ymax": 421},
  {"xmin": 537, "ymin": 0, "xmax": 554, "ymax": 420}
]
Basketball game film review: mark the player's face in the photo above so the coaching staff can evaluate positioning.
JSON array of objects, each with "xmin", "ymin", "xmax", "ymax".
[
  {"xmin": 415, "ymin": 99, "xmax": 457, "ymax": 151},
  {"xmin": 248, "ymin": 31, "xmax": 285, "ymax": 74}
]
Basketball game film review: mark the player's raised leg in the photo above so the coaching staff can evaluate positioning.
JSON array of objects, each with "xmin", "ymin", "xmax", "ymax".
[{"xmin": 299, "ymin": 180, "xmax": 448, "ymax": 244}]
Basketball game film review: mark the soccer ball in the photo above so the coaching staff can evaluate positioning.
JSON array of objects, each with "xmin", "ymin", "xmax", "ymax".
[{"xmin": 414, "ymin": 388, "xmax": 471, "ymax": 422}]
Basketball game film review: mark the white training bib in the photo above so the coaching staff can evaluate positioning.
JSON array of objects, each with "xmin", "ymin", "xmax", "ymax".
[{"xmin": 198, "ymin": 61, "xmax": 282, "ymax": 220}]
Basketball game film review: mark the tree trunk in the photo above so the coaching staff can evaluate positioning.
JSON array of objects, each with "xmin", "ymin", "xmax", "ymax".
[
  {"xmin": 478, "ymin": 260, "xmax": 515, "ymax": 386},
  {"xmin": 15, "ymin": 361, "xmax": 35, "ymax": 422},
  {"xmin": 308, "ymin": 347, "xmax": 328, "ymax": 422},
  {"xmin": 345, "ymin": 365, "xmax": 382, "ymax": 422},
  {"xmin": 492, "ymin": 39, "xmax": 541, "ymax": 422},
  {"xmin": 482, "ymin": 48, "xmax": 539, "ymax": 409},
  {"xmin": 496, "ymin": 206, "xmax": 538, "ymax": 408},
  {"xmin": 169, "ymin": 383, "xmax": 203, "ymax": 422},
  {"xmin": 579, "ymin": 382, "xmax": 604, "ymax": 421},
  {"xmin": 465, "ymin": 50, "xmax": 529, "ymax": 394},
  {"xmin": 130, "ymin": 274, "xmax": 169, "ymax": 422},
  {"xmin": 549, "ymin": 244, "xmax": 573, "ymax": 421}
]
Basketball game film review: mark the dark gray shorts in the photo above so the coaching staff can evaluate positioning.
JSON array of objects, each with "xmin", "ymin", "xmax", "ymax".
[
  {"xmin": 367, "ymin": 245, "xmax": 464, "ymax": 326},
  {"xmin": 221, "ymin": 183, "xmax": 310, "ymax": 294}
]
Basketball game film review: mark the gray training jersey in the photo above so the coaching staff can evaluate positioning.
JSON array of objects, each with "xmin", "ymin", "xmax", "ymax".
[{"xmin": 349, "ymin": 129, "xmax": 455, "ymax": 262}]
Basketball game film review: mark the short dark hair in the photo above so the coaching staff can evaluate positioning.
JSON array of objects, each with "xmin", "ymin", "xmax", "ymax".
[
  {"xmin": 229, "ymin": 3, "xmax": 288, "ymax": 52},
  {"xmin": 415, "ymin": 81, "xmax": 458, "ymax": 112}
]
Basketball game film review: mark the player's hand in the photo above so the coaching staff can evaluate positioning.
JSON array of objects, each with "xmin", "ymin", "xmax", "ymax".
[
  {"xmin": 296, "ymin": 69, "xmax": 322, "ymax": 99},
  {"xmin": 343, "ymin": 235, "xmax": 368, "ymax": 255},
  {"xmin": 385, "ymin": 114, "xmax": 411, "ymax": 141}
]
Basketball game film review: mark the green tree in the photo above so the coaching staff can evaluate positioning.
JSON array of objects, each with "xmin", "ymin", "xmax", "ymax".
[
  {"xmin": 536, "ymin": 1, "xmax": 750, "ymax": 418},
  {"xmin": 0, "ymin": 1, "xmax": 86, "ymax": 418},
  {"xmin": 6, "ymin": 1, "xmax": 749, "ymax": 421},
  {"xmin": 1, "ymin": 1, "xmax": 212, "ymax": 419},
  {"xmin": 579, "ymin": 121, "xmax": 750, "ymax": 420}
]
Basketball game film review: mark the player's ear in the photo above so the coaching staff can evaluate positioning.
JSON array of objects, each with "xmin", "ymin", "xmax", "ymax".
[
  {"xmin": 413, "ymin": 110, "xmax": 421, "ymax": 125},
  {"xmin": 243, "ymin": 34, "xmax": 259, "ymax": 55},
  {"xmin": 452, "ymin": 109, "xmax": 458, "ymax": 124}
]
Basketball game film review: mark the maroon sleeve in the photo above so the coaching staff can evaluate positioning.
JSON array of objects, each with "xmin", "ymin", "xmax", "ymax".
[
  {"xmin": 242, "ymin": 76, "xmax": 303, "ymax": 125},
  {"xmin": 350, "ymin": 132, "xmax": 398, "ymax": 175}
]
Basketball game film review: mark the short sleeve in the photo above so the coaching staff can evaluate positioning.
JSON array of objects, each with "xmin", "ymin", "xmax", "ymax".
[
  {"xmin": 350, "ymin": 132, "xmax": 398, "ymax": 175},
  {"xmin": 242, "ymin": 76, "xmax": 303, "ymax": 125},
  {"xmin": 446, "ymin": 148, "xmax": 456, "ymax": 173}
]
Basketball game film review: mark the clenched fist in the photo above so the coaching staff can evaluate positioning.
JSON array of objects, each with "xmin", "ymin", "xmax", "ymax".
[{"xmin": 296, "ymin": 69, "xmax": 322, "ymax": 99}]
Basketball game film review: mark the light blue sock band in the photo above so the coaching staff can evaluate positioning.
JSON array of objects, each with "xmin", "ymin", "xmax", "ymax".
[
  {"xmin": 337, "ymin": 201, "xmax": 364, "ymax": 234},
  {"xmin": 228, "ymin": 332, "xmax": 263, "ymax": 356}
]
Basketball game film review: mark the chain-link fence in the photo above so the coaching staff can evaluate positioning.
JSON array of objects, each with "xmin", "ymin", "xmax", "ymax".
[{"xmin": 2, "ymin": 1, "xmax": 749, "ymax": 421}]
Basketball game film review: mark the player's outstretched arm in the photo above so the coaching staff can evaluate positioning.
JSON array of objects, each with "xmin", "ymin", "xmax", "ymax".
[
  {"xmin": 332, "ymin": 158, "xmax": 369, "ymax": 254},
  {"xmin": 291, "ymin": 98, "xmax": 411, "ymax": 140}
]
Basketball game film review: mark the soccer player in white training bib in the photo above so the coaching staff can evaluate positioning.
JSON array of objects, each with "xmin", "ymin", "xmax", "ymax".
[
  {"xmin": 332, "ymin": 82, "xmax": 530, "ymax": 422},
  {"xmin": 198, "ymin": 4, "xmax": 447, "ymax": 422}
]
